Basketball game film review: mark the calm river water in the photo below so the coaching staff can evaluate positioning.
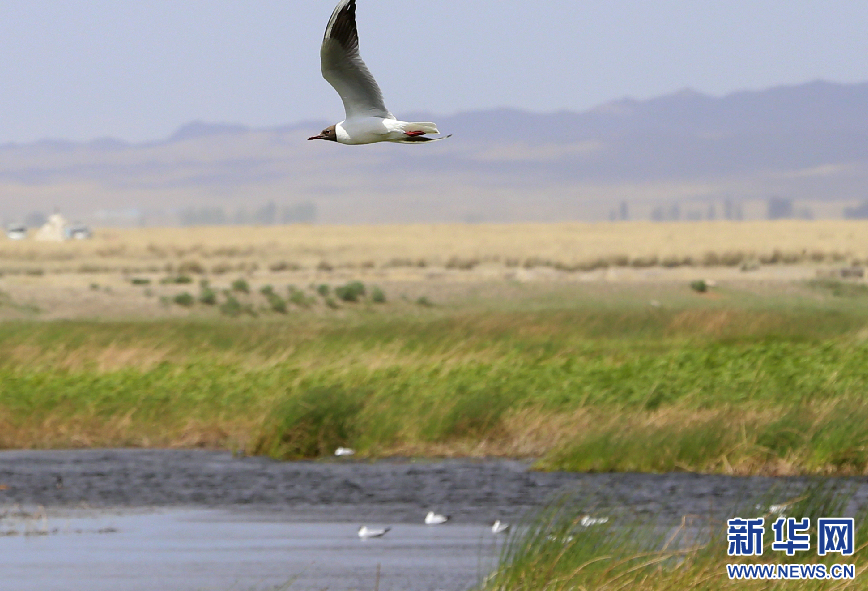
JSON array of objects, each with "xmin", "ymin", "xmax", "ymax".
[{"xmin": 0, "ymin": 449, "xmax": 862, "ymax": 591}]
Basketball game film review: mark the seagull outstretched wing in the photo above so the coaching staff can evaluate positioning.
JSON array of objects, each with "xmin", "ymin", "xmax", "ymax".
[{"xmin": 321, "ymin": 0, "xmax": 394, "ymax": 120}]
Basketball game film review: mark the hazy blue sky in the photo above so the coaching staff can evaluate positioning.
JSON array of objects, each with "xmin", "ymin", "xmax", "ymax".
[{"xmin": 1, "ymin": 0, "xmax": 866, "ymax": 143}]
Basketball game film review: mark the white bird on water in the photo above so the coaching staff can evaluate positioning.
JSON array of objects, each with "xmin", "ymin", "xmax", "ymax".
[
  {"xmin": 358, "ymin": 525, "xmax": 391, "ymax": 539},
  {"xmin": 308, "ymin": 0, "xmax": 450, "ymax": 145},
  {"xmin": 491, "ymin": 520, "xmax": 510, "ymax": 534},
  {"xmin": 756, "ymin": 502, "xmax": 790, "ymax": 517},
  {"xmin": 579, "ymin": 515, "xmax": 609, "ymax": 527},
  {"xmin": 424, "ymin": 511, "xmax": 450, "ymax": 525}
]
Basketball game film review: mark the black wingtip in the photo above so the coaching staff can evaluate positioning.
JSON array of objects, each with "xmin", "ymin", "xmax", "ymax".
[{"xmin": 326, "ymin": 0, "xmax": 359, "ymax": 51}]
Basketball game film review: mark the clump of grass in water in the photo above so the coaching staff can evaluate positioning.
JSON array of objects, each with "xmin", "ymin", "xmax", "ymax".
[
  {"xmin": 482, "ymin": 482, "xmax": 866, "ymax": 591},
  {"xmin": 483, "ymin": 490, "xmax": 673, "ymax": 591},
  {"xmin": 251, "ymin": 386, "xmax": 366, "ymax": 459}
]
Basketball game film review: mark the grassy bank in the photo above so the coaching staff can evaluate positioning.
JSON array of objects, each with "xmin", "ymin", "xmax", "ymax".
[
  {"xmin": 481, "ymin": 483, "xmax": 867, "ymax": 590},
  {"xmin": 2, "ymin": 282, "xmax": 868, "ymax": 475}
]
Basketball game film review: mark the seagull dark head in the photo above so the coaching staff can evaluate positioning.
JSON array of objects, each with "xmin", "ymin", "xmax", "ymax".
[{"xmin": 308, "ymin": 125, "xmax": 338, "ymax": 142}]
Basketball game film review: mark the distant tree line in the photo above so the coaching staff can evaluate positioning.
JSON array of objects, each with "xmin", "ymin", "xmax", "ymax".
[
  {"xmin": 766, "ymin": 196, "xmax": 793, "ymax": 220},
  {"xmin": 766, "ymin": 197, "xmax": 813, "ymax": 220},
  {"xmin": 646, "ymin": 197, "xmax": 818, "ymax": 222},
  {"xmin": 178, "ymin": 201, "xmax": 317, "ymax": 226},
  {"xmin": 649, "ymin": 199, "xmax": 744, "ymax": 222}
]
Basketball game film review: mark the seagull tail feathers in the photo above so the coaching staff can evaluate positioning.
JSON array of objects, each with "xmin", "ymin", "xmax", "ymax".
[{"xmin": 403, "ymin": 122, "xmax": 441, "ymax": 134}]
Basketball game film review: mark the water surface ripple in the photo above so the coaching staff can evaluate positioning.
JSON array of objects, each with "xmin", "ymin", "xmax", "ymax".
[{"xmin": 0, "ymin": 450, "xmax": 862, "ymax": 591}]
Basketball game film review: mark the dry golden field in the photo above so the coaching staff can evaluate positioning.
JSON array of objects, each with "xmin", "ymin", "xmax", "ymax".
[
  {"xmin": 1, "ymin": 220, "xmax": 865, "ymax": 320},
  {"xmin": 2, "ymin": 220, "xmax": 868, "ymax": 275}
]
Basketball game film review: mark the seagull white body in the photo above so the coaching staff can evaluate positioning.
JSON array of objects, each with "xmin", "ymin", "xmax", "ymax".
[
  {"xmin": 334, "ymin": 446, "xmax": 355, "ymax": 456},
  {"xmin": 358, "ymin": 525, "xmax": 391, "ymax": 539},
  {"xmin": 756, "ymin": 503, "xmax": 789, "ymax": 517},
  {"xmin": 424, "ymin": 511, "xmax": 449, "ymax": 525},
  {"xmin": 335, "ymin": 117, "xmax": 439, "ymax": 146},
  {"xmin": 491, "ymin": 520, "xmax": 510, "ymax": 534},
  {"xmin": 309, "ymin": 0, "xmax": 449, "ymax": 145},
  {"xmin": 579, "ymin": 515, "xmax": 609, "ymax": 527}
]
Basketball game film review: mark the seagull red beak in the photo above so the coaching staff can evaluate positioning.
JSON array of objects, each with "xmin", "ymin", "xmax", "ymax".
[{"xmin": 308, "ymin": 133, "xmax": 325, "ymax": 140}]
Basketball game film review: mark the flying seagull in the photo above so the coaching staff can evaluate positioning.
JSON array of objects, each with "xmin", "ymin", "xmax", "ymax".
[{"xmin": 309, "ymin": 0, "xmax": 450, "ymax": 145}]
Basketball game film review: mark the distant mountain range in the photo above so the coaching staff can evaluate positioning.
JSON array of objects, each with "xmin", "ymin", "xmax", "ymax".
[{"xmin": 1, "ymin": 80, "xmax": 866, "ymax": 225}]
